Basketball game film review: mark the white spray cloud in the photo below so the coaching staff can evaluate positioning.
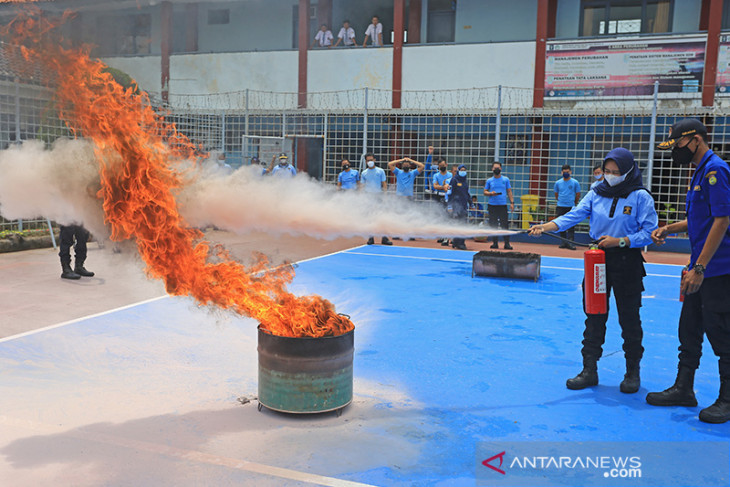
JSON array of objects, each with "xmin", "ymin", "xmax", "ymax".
[
  {"xmin": 179, "ymin": 165, "xmax": 514, "ymax": 239},
  {"xmin": 0, "ymin": 140, "xmax": 516, "ymax": 242},
  {"xmin": 0, "ymin": 139, "xmax": 108, "ymax": 238}
]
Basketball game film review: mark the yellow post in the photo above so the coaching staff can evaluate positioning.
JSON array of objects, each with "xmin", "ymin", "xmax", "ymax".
[{"xmin": 520, "ymin": 194, "xmax": 540, "ymax": 229}]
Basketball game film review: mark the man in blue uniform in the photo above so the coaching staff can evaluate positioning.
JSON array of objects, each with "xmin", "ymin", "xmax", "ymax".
[
  {"xmin": 449, "ymin": 164, "xmax": 471, "ymax": 250},
  {"xmin": 590, "ymin": 163, "xmax": 604, "ymax": 190},
  {"xmin": 387, "ymin": 156, "xmax": 425, "ymax": 199},
  {"xmin": 270, "ymin": 153, "xmax": 297, "ymax": 178},
  {"xmin": 484, "ymin": 162, "xmax": 515, "ymax": 250},
  {"xmin": 337, "ymin": 158, "xmax": 360, "ymax": 190},
  {"xmin": 530, "ymin": 148, "xmax": 658, "ymax": 393},
  {"xmin": 646, "ymin": 118, "xmax": 730, "ymax": 424},
  {"xmin": 554, "ymin": 164, "xmax": 581, "ymax": 249},
  {"xmin": 360, "ymin": 153, "xmax": 393, "ymax": 246}
]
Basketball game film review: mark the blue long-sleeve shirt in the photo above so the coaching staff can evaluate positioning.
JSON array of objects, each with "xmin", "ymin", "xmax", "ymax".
[{"xmin": 552, "ymin": 189, "xmax": 658, "ymax": 248}]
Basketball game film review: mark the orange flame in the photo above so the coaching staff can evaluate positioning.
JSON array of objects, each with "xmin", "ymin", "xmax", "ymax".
[{"xmin": 3, "ymin": 9, "xmax": 353, "ymax": 338}]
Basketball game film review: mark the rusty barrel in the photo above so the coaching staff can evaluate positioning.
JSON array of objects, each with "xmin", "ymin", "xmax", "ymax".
[{"xmin": 257, "ymin": 326, "xmax": 354, "ymax": 414}]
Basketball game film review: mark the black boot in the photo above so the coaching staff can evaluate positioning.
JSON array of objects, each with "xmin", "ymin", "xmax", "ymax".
[
  {"xmin": 566, "ymin": 360, "xmax": 598, "ymax": 390},
  {"xmin": 74, "ymin": 261, "xmax": 95, "ymax": 277},
  {"xmin": 620, "ymin": 359, "xmax": 641, "ymax": 394},
  {"xmin": 699, "ymin": 378, "xmax": 730, "ymax": 424},
  {"xmin": 490, "ymin": 238, "xmax": 499, "ymax": 249},
  {"xmin": 61, "ymin": 262, "xmax": 81, "ymax": 280},
  {"xmin": 645, "ymin": 366, "xmax": 697, "ymax": 407}
]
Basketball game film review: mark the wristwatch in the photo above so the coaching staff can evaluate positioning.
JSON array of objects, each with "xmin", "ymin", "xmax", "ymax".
[
  {"xmin": 693, "ymin": 263, "xmax": 706, "ymax": 275},
  {"xmin": 619, "ymin": 237, "xmax": 627, "ymax": 248}
]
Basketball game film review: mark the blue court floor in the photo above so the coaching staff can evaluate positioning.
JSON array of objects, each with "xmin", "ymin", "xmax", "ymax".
[{"xmin": 0, "ymin": 245, "xmax": 728, "ymax": 486}]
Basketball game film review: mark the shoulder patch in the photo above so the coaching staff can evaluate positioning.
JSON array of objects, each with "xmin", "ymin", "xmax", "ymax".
[
  {"xmin": 706, "ymin": 171, "xmax": 717, "ymax": 177},
  {"xmin": 709, "ymin": 176, "xmax": 718, "ymax": 185}
]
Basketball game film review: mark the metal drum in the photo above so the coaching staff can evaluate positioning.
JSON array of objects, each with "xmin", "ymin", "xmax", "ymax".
[
  {"xmin": 257, "ymin": 325, "xmax": 354, "ymax": 415},
  {"xmin": 472, "ymin": 250, "xmax": 541, "ymax": 281}
]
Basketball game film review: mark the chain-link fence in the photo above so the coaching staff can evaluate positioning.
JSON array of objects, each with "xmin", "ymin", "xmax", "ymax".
[{"xmin": 0, "ymin": 58, "xmax": 721, "ymax": 237}]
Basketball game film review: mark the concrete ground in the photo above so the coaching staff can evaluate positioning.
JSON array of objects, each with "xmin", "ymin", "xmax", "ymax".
[
  {"xmin": 0, "ymin": 231, "xmax": 688, "ymax": 340},
  {"xmin": 1, "ymin": 232, "xmax": 707, "ymax": 487}
]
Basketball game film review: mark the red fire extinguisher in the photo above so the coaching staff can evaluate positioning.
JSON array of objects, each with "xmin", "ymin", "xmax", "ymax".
[{"xmin": 584, "ymin": 246, "xmax": 607, "ymax": 314}]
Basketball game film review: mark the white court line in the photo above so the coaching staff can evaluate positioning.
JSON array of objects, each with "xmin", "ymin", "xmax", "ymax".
[
  {"xmin": 0, "ymin": 295, "xmax": 170, "ymax": 344},
  {"xmin": 0, "ymin": 246, "xmax": 362, "ymax": 344},
  {"xmin": 343, "ymin": 251, "xmax": 681, "ymax": 278},
  {"xmin": 0, "ymin": 415, "xmax": 375, "ymax": 487}
]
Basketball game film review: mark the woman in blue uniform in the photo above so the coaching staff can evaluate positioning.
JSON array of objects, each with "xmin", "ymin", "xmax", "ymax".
[{"xmin": 529, "ymin": 148, "xmax": 658, "ymax": 393}]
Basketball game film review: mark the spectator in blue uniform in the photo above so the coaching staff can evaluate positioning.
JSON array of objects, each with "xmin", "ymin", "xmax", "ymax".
[
  {"xmin": 449, "ymin": 164, "xmax": 471, "ymax": 250},
  {"xmin": 468, "ymin": 195, "xmax": 484, "ymax": 222},
  {"xmin": 337, "ymin": 158, "xmax": 360, "ymax": 190},
  {"xmin": 484, "ymin": 162, "xmax": 515, "ymax": 250},
  {"xmin": 360, "ymin": 153, "xmax": 392, "ymax": 246},
  {"xmin": 590, "ymin": 164, "xmax": 604, "ymax": 190},
  {"xmin": 270, "ymin": 153, "xmax": 297, "ymax": 178},
  {"xmin": 554, "ymin": 164, "xmax": 581, "ymax": 249},
  {"xmin": 387, "ymin": 156, "xmax": 425, "ymax": 199},
  {"xmin": 647, "ymin": 119, "xmax": 730, "ymax": 424},
  {"xmin": 530, "ymin": 148, "xmax": 658, "ymax": 394}
]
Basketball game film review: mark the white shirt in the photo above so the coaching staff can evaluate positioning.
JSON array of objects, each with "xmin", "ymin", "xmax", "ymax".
[
  {"xmin": 337, "ymin": 26, "xmax": 355, "ymax": 45},
  {"xmin": 314, "ymin": 29, "xmax": 333, "ymax": 46},
  {"xmin": 364, "ymin": 23, "xmax": 383, "ymax": 46}
]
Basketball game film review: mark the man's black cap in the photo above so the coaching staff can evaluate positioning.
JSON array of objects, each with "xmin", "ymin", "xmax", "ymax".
[{"xmin": 658, "ymin": 118, "xmax": 707, "ymax": 150}]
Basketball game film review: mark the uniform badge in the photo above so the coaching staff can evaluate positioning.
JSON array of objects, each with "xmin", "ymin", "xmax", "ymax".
[
  {"xmin": 693, "ymin": 185, "xmax": 702, "ymax": 191},
  {"xmin": 623, "ymin": 206, "xmax": 632, "ymax": 215},
  {"xmin": 709, "ymin": 176, "xmax": 717, "ymax": 185}
]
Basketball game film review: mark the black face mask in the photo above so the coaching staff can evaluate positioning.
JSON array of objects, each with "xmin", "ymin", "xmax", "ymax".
[
  {"xmin": 671, "ymin": 139, "xmax": 698, "ymax": 165},
  {"xmin": 342, "ymin": 165, "xmax": 349, "ymax": 170},
  {"xmin": 493, "ymin": 168, "xmax": 501, "ymax": 176},
  {"xmin": 439, "ymin": 166, "xmax": 447, "ymax": 172},
  {"xmin": 402, "ymin": 166, "xmax": 410, "ymax": 172}
]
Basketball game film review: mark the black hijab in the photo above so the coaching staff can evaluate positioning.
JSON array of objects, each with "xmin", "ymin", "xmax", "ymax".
[{"xmin": 593, "ymin": 147, "xmax": 647, "ymax": 199}]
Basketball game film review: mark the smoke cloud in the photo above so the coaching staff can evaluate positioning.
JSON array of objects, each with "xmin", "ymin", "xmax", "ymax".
[{"xmin": 0, "ymin": 140, "xmax": 517, "ymax": 242}]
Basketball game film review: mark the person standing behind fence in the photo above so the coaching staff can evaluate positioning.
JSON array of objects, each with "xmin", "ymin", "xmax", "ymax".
[
  {"xmin": 484, "ymin": 162, "xmax": 515, "ymax": 250},
  {"xmin": 387, "ymin": 156, "xmax": 425, "ymax": 199},
  {"xmin": 360, "ymin": 153, "xmax": 392, "ymax": 246},
  {"xmin": 468, "ymin": 196, "xmax": 484, "ymax": 223},
  {"xmin": 591, "ymin": 164, "xmax": 604, "ymax": 190},
  {"xmin": 59, "ymin": 224, "xmax": 95, "ymax": 280},
  {"xmin": 270, "ymin": 153, "xmax": 297, "ymax": 178},
  {"xmin": 554, "ymin": 163, "xmax": 581, "ymax": 250},
  {"xmin": 337, "ymin": 158, "xmax": 360, "ymax": 190},
  {"xmin": 312, "ymin": 24, "xmax": 333, "ymax": 48},
  {"xmin": 449, "ymin": 165, "xmax": 470, "ymax": 251},
  {"xmin": 363, "ymin": 15, "xmax": 383, "ymax": 47},
  {"xmin": 334, "ymin": 20, "xmax": 356, "ymax": 47}
]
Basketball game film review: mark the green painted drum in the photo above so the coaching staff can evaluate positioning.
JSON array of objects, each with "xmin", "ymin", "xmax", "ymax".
[{"xmin": 257, "ymin": 326, "xmax": 354, "ymax": 414}]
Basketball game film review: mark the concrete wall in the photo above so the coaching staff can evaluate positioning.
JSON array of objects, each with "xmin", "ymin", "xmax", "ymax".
[
  {"xmin": 103, "ymin": 56, "xmax": 163, "ymax": 94},
  {"xmin": 308, "ymin": 47, "xmax": 393, "ymax": 92},
  {"xmin": 454, "ymin": 0, "xmax": 537, "ymax": 43},
  {"xmin": 106, "ymin": 40, "xmax": 535, "ymax": 102},
  {"xmin": 197, "ymin": 1, "xmax": 299, "ymax": 53},
  {"xmin": 402, "ymin": 42, "xmax": 536, "ymax": 90}
]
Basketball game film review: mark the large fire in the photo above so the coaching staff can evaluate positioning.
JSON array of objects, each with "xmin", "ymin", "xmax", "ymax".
[{"xmin": 3, "ymin": 10, "xmax": 353, "ymax": 338}]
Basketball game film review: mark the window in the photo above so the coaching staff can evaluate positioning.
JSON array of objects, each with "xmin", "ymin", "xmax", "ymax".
[
  {"xmin": 427, "ymin": 0, "xmax": 456, "ymax": 43},
  {"xmin": 208, "ymin": 9, "xmax": 230, "ymax": 25},
  {"xmin": 581, "ymin": 0, "xmax": 672, "ymax": 36},
  {"xmin": 96, "ymin": 13, "xmax": 151, "ymax": 56}
]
